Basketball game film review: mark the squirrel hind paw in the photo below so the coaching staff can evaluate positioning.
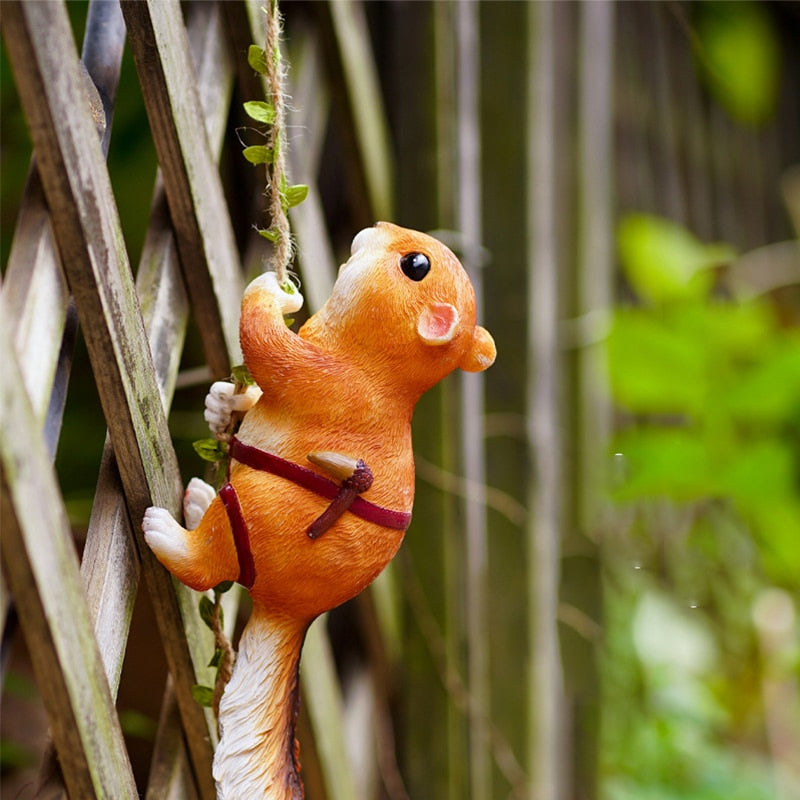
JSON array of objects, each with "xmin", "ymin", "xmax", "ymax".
[{"xmin": 142, "ymin": 507, "xmax": 191, "ymax": 567}]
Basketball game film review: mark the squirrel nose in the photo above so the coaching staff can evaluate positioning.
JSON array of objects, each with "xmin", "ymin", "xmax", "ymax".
[{"xmin": 350, "ymin": 225, "xmax": 379, "ymax": 256}]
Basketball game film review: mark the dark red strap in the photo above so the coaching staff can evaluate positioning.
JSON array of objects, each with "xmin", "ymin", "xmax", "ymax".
[
  {"xmin": 229, "ymin": 437, "xmax": 412, "ymax": 531},
  {"xmin": 219, "ymin": 483, "xmax": 256, "ymax": 589}
]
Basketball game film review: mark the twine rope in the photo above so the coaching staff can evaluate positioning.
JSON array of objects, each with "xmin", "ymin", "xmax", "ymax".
[
  {"xmin": 212, "ymin": 593, "xmax": 236, "ymax": 727},
  {"xmin": 265, "ymin": 0, "xmax": 292, "ymax": 284}
]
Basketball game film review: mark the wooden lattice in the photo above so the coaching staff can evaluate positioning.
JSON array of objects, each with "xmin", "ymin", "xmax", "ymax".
[{"xmin": 1, "ymin": 2, "xmax": 392, "ymax": 797}]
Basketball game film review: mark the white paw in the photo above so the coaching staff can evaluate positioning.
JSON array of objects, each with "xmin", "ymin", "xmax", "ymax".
[
  {"xmin": 204, "ymin": 382, "xmax": 262, "ymax": 438},
  {"xmin": 142, "ymin": 507, "xmax": 190, "ymax": 563},
  {"xmin": 243, "ymin": 271, "xmax": 304, "ymax": 315},
  {"xmin": 184, "ymin": 477, "xmax": 216, "ymax": 529}
]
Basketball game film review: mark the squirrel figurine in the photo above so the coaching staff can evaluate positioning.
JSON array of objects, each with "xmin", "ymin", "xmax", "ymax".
[{"xmin": 143, "ymin": 222, "xmax": 496, "ymax": 799}]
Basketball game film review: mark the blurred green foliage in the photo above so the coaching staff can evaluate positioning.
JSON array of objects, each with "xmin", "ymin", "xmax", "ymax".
[
  {"xmin": 693, "ymin": 1, "xmax": 782, "ymax": 125},
  {"xmin": 603, "ymin": 213, "xmax": 800, "ymax": 798},
  {"xmin": 609, "ymin": 214, "xmax": 800, "ymax": 582}
]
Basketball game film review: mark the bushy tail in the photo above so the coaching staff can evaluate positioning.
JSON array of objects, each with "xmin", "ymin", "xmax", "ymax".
[{"xmin": 213, "ymin": 608, "xmax": 307, "ymax": 800}]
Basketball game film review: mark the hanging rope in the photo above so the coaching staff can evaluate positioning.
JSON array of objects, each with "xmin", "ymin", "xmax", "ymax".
[
  {"xmin": 264, "ymin": 0, "xmax": 292, "ymax": 284},
  {"xmin": 211, "ymin": 590, "xmax": 236, "ymax": 726},
  {"xmin": 193, "ymin": 1, "xmax": 309, "ymax": 725}
]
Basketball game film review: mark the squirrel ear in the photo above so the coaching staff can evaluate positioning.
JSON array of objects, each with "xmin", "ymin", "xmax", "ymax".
[
  {"xmin": 417, "ymin": 303, "xmax": 460, "ymax": 345},
  {"xmin": 459, "ymin": 326, "xmax": 496, "ymax": 372}
]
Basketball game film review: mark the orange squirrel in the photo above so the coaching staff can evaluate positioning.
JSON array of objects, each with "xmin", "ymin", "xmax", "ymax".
[{"xmin": 143, "ymin": 222, "xmax": 495, "ymax": 799}]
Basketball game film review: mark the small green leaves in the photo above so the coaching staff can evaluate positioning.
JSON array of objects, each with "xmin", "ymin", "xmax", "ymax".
[
  {"xmin": 198, "ymin": 595, "xmax": 216, "ymax": 630},
  {"xmin": 248, "ymin": 44, "xmax": 267, "ymax": 74},
  {"xmin": 244, "ymin": 100, "xmax": 276, "ymax": 125},
  {"xmin": 258, "ymin": 227, "xmax": 280, "ymax": 243},
  {"xmin": 193, "ymin": 438, "xmax": 227, "ymax": 463},
  {"xmin": 243, "ymin": 145, "xmax": 274, "ymax": 166},
  {"xmin": 230, "ymin": 365, "xmax": 255, "ymax": 387},
  {"xmin": 192, "ymin": 684, "xmax": 214, "ymax": 708},
  {"xmin": 282, "ymin": 183, "xmax": 309, "ymax": 211}
]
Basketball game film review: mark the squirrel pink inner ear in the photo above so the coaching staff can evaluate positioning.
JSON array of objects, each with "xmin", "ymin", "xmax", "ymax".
[{"xmin": 417, "ymin": 303, "xmax": 460, "ymax": 345}]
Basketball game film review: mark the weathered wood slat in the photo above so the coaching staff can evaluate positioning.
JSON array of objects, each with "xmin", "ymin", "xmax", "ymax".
[
  {"xmin": 0, "ymin": 0, "xmax": 123, "ymax": 698},
  {"xmin": 2, "ymin": 169, "xmax": 70, "ymax": 427},
  {"xmin": 2, "ymin": 0, "xmax": 181, "ymax": 531},
  {"xmin": 146, "ymin": 680, "xmax": 200, "ymax": 800},
  {"xmin": 2, "ymin": 0, "xmax": 123, "ymax": 436},
  {"xmin": 0, "ymin": 311, "xmax": 138, "ymax": 799},
  {"xmin": 121, "ymin": 0, "xmax": 243, "ymax": 378},
  {"xmin": 1, "ymin": 3, "xmax": 218, "ymax": 794},
  {"xmin": 1, "ymin": 0, "xmax": 126, "ymax": 652},
  {"xmin": 67, "ymin": 5, "xmax": 238, "ymax": 797}
]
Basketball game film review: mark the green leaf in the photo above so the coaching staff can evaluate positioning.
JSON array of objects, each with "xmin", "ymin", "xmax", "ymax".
[
  {"xmin": 719, "ymin": 439, "xmax": 795, "ymax": 508},
  {"xmin": 607, "ymin": 309, "xmax": 706, "ymax": 415},
  {"xmin": 214, "ymin": 580, "xmax": 235, "ymax": 595},
  {"xmin": 722, "ymin": 337, "xmax": 800, "ymax": 423},
  {"xmin": 191, "ymin": 684, "xmax": 214, "ymax": 708},
  {"xmin": 613, "ymin": 428, "xmax": 714, "ymax": 503},
  {"xmin": 617, "ymin": 214, "xmax": 735, "ymax": 304},
  {"xmin": 695, "ymin": 2, "xmax": 781, "ymax": 125},
  {"xmin": 258, "ymin": 227, "xmax": 280, "ymax": 243},
  {"xmin": 193, "ymin": 438, "xmax": 227, "ymax": 463},
  {"xmin": 198, "ymin": 595, "xmax": 215, "ymax": 630},
  {"xmin": 208, "ymin": 647, "xmax": 222, "ymax": 669},
  {"xmin": 247, "ymin": 44, "xmax": 267, "ymax": 74},
  {"xmin": 282, "ymin": 183, "xmax": 309, "ymax": 211},
  {"xmin": 242, "ymin": 145, "xmax": 274, "ymax": 165},
  {"xmin": 230, "ymin": 365, "xmax": 255, "ymax": 387},
  {"xmin": 243, "ymin": 100, "xmax": 276, "ymax": 125}
]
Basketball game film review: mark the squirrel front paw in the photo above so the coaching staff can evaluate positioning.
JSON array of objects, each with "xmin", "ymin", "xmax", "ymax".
[
  {"xmin": 204, "ymin": 381, "xmax": 263, "ymax": 439},
  {"xmin": 183, "ymin": 477, "xmax": 217, "ymax": 530},
  {"xmin": 243, "ymin": 271, "xmax": 304, "ymax": 316}
]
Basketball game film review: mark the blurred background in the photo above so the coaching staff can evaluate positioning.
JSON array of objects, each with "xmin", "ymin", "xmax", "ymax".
[{"xmin": 2, "ymin": 1, "xmax": 799, "ymax": 799}]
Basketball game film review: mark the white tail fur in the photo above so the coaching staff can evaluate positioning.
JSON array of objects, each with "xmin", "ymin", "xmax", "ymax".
[{"xmin": 213, "ymin": 608, "xmax": 307, "ymax": 800}]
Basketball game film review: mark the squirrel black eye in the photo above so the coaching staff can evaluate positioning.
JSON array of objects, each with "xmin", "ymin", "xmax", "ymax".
[{"xmin": 400, "ymin": 252, "xmax": 431, "ymax": 282}]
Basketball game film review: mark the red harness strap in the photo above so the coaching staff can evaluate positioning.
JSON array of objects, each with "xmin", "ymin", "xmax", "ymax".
[
  {"xmin": 219, "ymin": 483, "xmax": 256, "ymax": 589},
  {"xmin": 219, "ymin": 437, "xmax": 412, "ymax": 588}
]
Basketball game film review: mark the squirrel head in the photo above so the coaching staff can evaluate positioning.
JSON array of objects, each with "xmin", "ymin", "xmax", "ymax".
[{"xmin": 300, "ymin": 222, "xmax": 496, "ymax": 394}]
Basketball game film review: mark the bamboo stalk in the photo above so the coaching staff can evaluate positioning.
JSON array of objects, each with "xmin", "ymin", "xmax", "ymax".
[
  {"xmin": 301, "ymin": 619, "xmax": 361, "ymax": 800},
  {"xmin": 454, "ymin": 4, "xmax": 492, "ymax": 799},
  {"xmin": 326, "ymin": 0, "xmax": 395, "ymax": 222},
  {"xmin": 526, "ymin": 2, "xmax": 565, "ymax": 798},
  {"xmin": 568, "ymin": 3, "xmax": 615, "ymax": 797},
  {"xmin": 432, "ymin": 4, "xmax": 468, "ymax": 798}
]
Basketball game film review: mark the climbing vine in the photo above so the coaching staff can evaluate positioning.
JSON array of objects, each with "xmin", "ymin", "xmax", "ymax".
[
  {"xmin": 190, "ymin": 0, "xmax": 307, "ymax": 718},
  {"xmin": 242, "ymin": 0, "xmax": 307, "ymax": 285}
]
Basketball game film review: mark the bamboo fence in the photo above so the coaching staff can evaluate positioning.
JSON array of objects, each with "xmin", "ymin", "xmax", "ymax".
[{"xmin": 2, "ymin": 2, "xmax": 798, "ymax": 799}]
